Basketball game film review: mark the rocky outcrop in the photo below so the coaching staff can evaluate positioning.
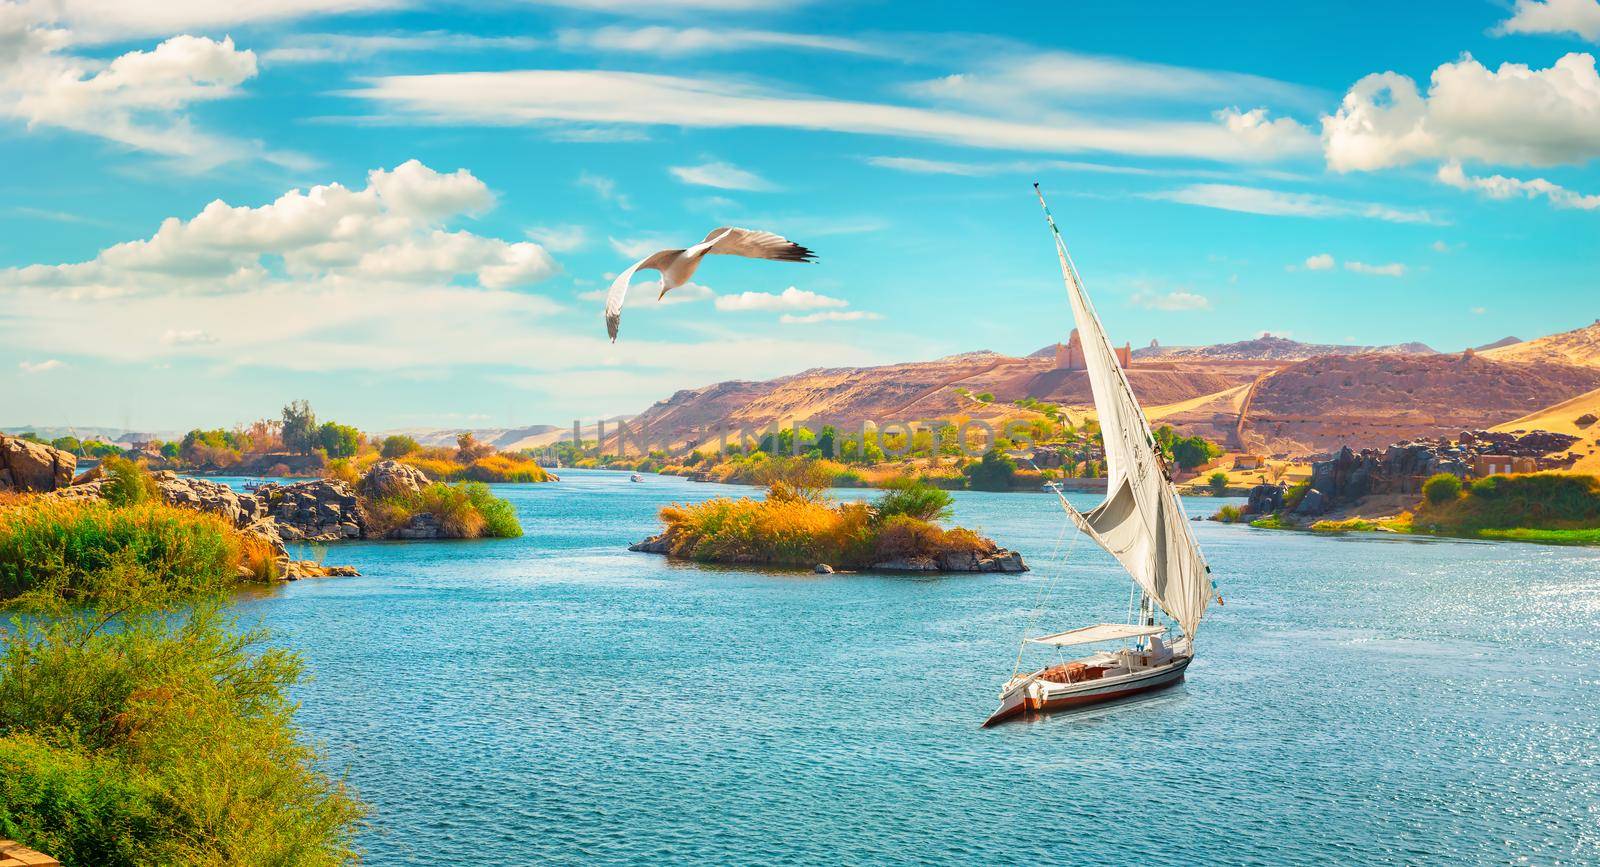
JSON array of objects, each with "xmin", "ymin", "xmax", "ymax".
[
  {"xmin": 359, "ymin": 460, "xmax": 430, "ymax": 499},
  {"xmin": 1290, "ymin": 429, "xmax": 1582, "ymax": 517},
  {"xmin": 390, "ymin": 513, "xmax": 444, "ymax": 539},
  {"xmin": 1244, "ymin": 483, "xmax": 1284, "ymax": 516},
  {"xmin": 0, "ymin": 434, "xmax": 75, "ymax": 493},
  {"xmin": 45, "ymin": 472, "xmax": 359, "ymax": 581},
  {"xmin": 252, "ymin": 479, "xmax": 366, "ymax": 542}
]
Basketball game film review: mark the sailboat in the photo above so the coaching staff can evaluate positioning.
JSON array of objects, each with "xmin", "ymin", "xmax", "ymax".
[{"xmin": 983, "ymin": 186, "xmax": 1222, "ymax": 727}]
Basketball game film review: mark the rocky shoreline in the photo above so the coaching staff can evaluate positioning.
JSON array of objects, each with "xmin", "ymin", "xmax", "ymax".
[{"xmin": 627, "ymin": 532, "xmax": 1028, "ymax": 574}]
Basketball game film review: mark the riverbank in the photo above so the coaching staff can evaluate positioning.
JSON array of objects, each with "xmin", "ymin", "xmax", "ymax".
[{"xmin": 1226, "ymin": 472, "xmax": 1600, "ymax": 546}]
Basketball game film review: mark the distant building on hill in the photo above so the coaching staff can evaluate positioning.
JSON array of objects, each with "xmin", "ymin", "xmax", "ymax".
[
  {"xmin": 1473, "ymin": 455, "xmax": 1537, "ymax": 477},
  {"xmin": 1054, "ymin": 328, "xmax": 1131, "ymax": 370},
  {"xmin": 1233, "ymin": 454, "xmax": 1267, "ymax": 470}
]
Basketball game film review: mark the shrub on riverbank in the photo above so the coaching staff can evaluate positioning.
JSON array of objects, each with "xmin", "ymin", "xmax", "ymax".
[
  {"xmin": 0, "ymin": 500, "xmax": 364, "ymax": 864},
  {"xmin": 655, "ymin": 477, "xmax": 991, "ymax": 568},
  {"xmin": 0, "ymin": 499, "xmax": 276, "ymax": 602},
  {"xmin": 1418, "ymin": 473, "xmax": 1600, "ymax": 534},
  {"xmin": 365, "ymin": 481, "xmax": 522, "ymax": 539}
]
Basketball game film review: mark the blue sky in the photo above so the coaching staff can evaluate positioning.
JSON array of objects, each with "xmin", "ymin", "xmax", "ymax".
[{"xmin": 2, "ymin": 0, "xmax": 1597, "ymax": 433}]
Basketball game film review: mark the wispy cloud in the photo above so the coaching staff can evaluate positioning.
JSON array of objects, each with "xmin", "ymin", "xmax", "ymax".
[
  {"xmin": 578, "ymin": 171, "xmax": 632, "ymax": 209},
  {"xmin": 557, "ymin": 26, "xmax": 882, "ymax": 58},
  {"xmin": 781, "ymin": 310, "xmax": 883, "ymax": 324},
  {"xmin": 350, "ymin": 70, "xmax": 1319, "ymax": 163},
  {"xmin": 263, "ymin": 31, "xmax": 539, "ymax": 64},
  {"xmin": 669, "ymin": 161, "xmax": 778, "ymax": 191},
  {"xmin": 1304, "ymin": 253, "xmax": 1335, "ymax": 270},
  {"xmin": 1437, "ymin": 162, "xmax": 1600, "ymax": 210},
  {"xmin": 18, "ymin": 359, "xmax": 64, "ymax": 374},
  {"xmin": 1345, "ymin": 261, "xmax": 1407, "ymax": 277},
  {"xmin": 1148, "ymin": 183, "xmax": 1441, "ymax": 224},
  {"xmin": 715, "ymin": 286, "xmax": 847, "ymax": 312},
  {"xmin": 528, "ymin": 224, "xmax": 590, "ymax": 252},
  {"xmin": 1130, "ymin": 289, "xmax": 1210, "ymax": 311}
]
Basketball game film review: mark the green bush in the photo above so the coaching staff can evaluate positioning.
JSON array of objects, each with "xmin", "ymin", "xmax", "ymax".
[
  {"xmin": 380, "ymin": 434, "xmax": 420, "ymax": 459},
  {"xmin": 1283, "ymin": 482, "xmax": 1311, "ymax": 511},
  {"xmin": 1213, "ymin": 504, "xmax": 1244, "ymax": 523},
  {"xmin": 1207, "ymin": 472, "xmax": 1229, "ymax": 495},
  {"xmin": 0, "ymin": 499, "xmax": 266, "ymax": 602},
  {"xmin": 101, "ymin": 456, "xmax": 159, "ymax": 508},
  {"xmin": 1423, "ymin": 472, "xmax": 1462, "ymax": 505},
  {"xmin": 367, "ymin": 482, "xmax": 522, "ymax": 539},
  {"xmin": 873, "ymin": 479, "xmax": 954, "ymax": 523},
  {"xmin": 463, "ymin": 482, "xmax": 522, "ymax": 538},
  {"xmin": 963, "ymin": 448, "xmax": 1017, "ymax": 491},
  {"xmin": 0, "ymin": 601, "xmax": 365, "ymax": 865}
]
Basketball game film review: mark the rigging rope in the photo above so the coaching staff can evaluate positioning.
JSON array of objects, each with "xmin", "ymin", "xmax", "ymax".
[{"xmin": 1011, "ymin": 462, "xmax": 1085, "ymax": 678}]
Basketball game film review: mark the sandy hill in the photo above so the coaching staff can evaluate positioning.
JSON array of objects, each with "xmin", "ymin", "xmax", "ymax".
[
  {"xmin": 618, "ymin": 350, "xmax": 1266, "ymax": 450},
  {"xmin": 1133, "ymin": 334, "xmax": 1435, "ymax": 361},
  {"xmin": 1491, "ymin": 385, "xmax": 1600, "ymax": 474},
  {"xmin": 395, "ymin": 424, "xmax": 563, "ymax": 451},
  {"xmin": 1483, "ymin": 319, "xmax": 1600, "ymax": 367},
  {"xmin": 1238, "ymin": 353, "xmax": 1600, "ymax": 455}
]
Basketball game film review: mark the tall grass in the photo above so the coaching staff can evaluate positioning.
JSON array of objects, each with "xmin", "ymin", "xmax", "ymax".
[
  {"xmin": 365, "ymin": 482, "xmax": 522, "ymax": 539},
  {"xmin": 656, "ymin": 488, "xmax": 990, "ymax": 569},
  {"xmin": 0, "ymin": 499, "xmax": 276, "ymax": 602}
]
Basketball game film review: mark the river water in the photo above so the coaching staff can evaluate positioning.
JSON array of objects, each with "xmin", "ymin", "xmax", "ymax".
[{"xmin": 226, "ymin": 468, "xmax": 1600, "ymax": 865}]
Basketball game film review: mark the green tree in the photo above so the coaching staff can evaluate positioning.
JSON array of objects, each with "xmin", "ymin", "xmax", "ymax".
[
  {"xmin": 1208, "ymin": 471, "xmax": 1230, "ymax": 496},
  {"xmin": 317, "ymin": 422, "xmax": 362, "ymax": 459},
  {"xmin": 1423, "ymin": 472, "xmax": 1463, "ymax": 505},
  {"xmin": 974, "ymin": 392, "xmax": 995, "ymax": 403},
  {"xmin": 381, "ymin": 434, "xmax": 420, "ymax": 459},
  {"xmin": 963, "ymin": 448, "xmax": 1017, "ymax": 491},
  {"xmin": 50, "ymin": 436, "xmax": 81, "ymax": 454},
  {"xmin": 159, "ymin": 442, "xmax": 180, "ymax": 459},
  {"xmin": 281, "ymin": 400, "xmax": 317, "ymax": 454}
]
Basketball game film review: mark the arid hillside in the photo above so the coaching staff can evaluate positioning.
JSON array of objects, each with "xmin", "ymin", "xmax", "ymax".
[
  {"xmin": 1483, "ymin": 319, "xmax": 1600, "ymax": 367},
  {"xmin": 1239, "ymin": 352, "xmax": 1600, "ymax": 454}
]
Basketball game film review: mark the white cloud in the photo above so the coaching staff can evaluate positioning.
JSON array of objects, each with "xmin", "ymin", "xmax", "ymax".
[
  {"xmin": 1494, "ymin": 0, "xmax": 1600, "ymax": 41},
  {"xmin": 527, "ymin": 224, "xmax": 589, "ymax": 252},
  {"xmin": 579, "ymin": 281, "xmax": 714, "ymax": 308},
  {"xmin": 669, "ymin": 160, "xmax": 777, "ymax": 191},
  {"xmin": 714, "ymin": 286, "xmax": 848, "ymax": 312},
  {"xmin": 906, "ymin": 50, "xmax": 1317, "ymax": 110},
  {"xmin": 780, "ymin": 310, "xmax": 883, "ymax": 324},
  {"xmin": 1130, "ymin": 290, "xmax": 1211, "ymax": 311},
  {"xmin": 0, "ymin": 19, "xmax": 277, "ymax": 169},
  {"xmin": 1344, "ymin": 261, "xmax": 1407, "ymax": 277},
  {"xmin": 1149, "ymin": 183, "xmax": 1439, "ymax": 223},
  {"xmin": 18, "ymin": 359, "xmax": 63, "ymax": 374},
  {"xmin": 1323, "ymin": 52, "xmax": 1600, "ymax": 172},
  {"xmin": 263, "ymin": 31, "xmax": 539, "ymax": 64},
  {"xmin": 27, "ymin": 0, "xmax": 404, "ymax": 43},
  {"xmin": 160, "ymin": 328, "xmax": 218, "ymax": 346},
  {"xmin": 1437, "ymin": 161, "xmax": 1600, "ymax": 209},
  {"xmin": 1304, "ymin": 253, "xmax": 1335, "ymax": 270},
  {"xmin": 350, "ymin": 69, "xmax": 1320, "ymax": 163},
  {"xmin": 557, "ymin": 26, "xmax": 878, "ymax": 58},
  {"xmin": 1431, "ymin": 240, "xmax": 1451, "ymax": 252},
  {"xmin": 1, "ymin": 160, "xmax": 556, "ymax": 299},
  {"xmin": 578, "ymin": 171, "xmax": 631, "ymax": 209},
  {"xmin": 1471, "ymin": 306, "xmax": 1487, "ymax": 314},
  {"xmin": 608, "ymin": 235, "xmax": 677, "ymax": 259}
]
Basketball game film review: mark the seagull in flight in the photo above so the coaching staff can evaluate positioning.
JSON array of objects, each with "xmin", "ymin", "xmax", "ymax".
[{"xmin": 604, "ymin": 227, "xmax": 816, "ymax": 341}]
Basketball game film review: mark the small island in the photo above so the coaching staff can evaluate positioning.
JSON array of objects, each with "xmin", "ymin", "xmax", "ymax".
[{"xmin": 630, "ymin": 459, "xmax": 1026, "ymax": 573}]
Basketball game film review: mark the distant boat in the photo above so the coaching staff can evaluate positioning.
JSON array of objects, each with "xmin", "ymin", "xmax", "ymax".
[
  {"xmin": 984, "ymin": 186, "xmax": 1222, "ymax": 727},
  {"xmin": 242, "ymin": 481, "xmax": 263, "ymax": 492},
  {"xmin": 630, "ymin": 473, "xmax": 643, "ymax": 482}
]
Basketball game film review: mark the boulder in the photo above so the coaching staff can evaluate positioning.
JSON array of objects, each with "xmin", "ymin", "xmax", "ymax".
[
  {"xmin": 391, "ymin": 513, "xmax": 444, "ymax": 540},
  {"xmin": 359, "ymin": 460, "xmax": 430, "ymax": 499},
  {"xmin": 254, "ymin": 478, "xmax": 367, "ymax": 540},
  {"xmin": 1244, "ymin": 483, "xmax": 1284, "ymax": 516},
  {"xmin": 871, "ymin": 556, "xmax": 940, "ymax": 572},
  {"xmin": 813, "ymin": 563, "xmax": 834, "ymax": 574},
  {"xmin": 628, "ymin": 533, "xmax": 673, "ymax": 554},
  {"xmin": 0, "ymin": 434, "xmax": 75, "ymax": 492}
]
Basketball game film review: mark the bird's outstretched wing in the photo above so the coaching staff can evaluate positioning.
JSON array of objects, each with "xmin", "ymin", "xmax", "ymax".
[
  {"xmin": 604, "ymin": 249, "xmax": 680, "ymax": 342},
  {"xmin": 700, "ymin": 227, "xmax": 816, "ymax": 262}
]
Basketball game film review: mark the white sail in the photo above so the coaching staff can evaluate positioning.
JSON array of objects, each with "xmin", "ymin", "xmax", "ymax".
[{"xmin": 1034, "ymin": 185, "xmax": 1217, "ymax": 639}]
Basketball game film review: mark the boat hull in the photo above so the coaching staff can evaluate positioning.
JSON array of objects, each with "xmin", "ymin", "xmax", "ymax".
[{"xmin": 982, "ymin": 655, "xmax": 1190, "ymax": 727}]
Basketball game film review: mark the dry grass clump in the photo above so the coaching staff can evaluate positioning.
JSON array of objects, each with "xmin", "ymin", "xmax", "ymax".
[{"xmin": 364, "ymin": 482, "xmax": 522, "ymax": 539}]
